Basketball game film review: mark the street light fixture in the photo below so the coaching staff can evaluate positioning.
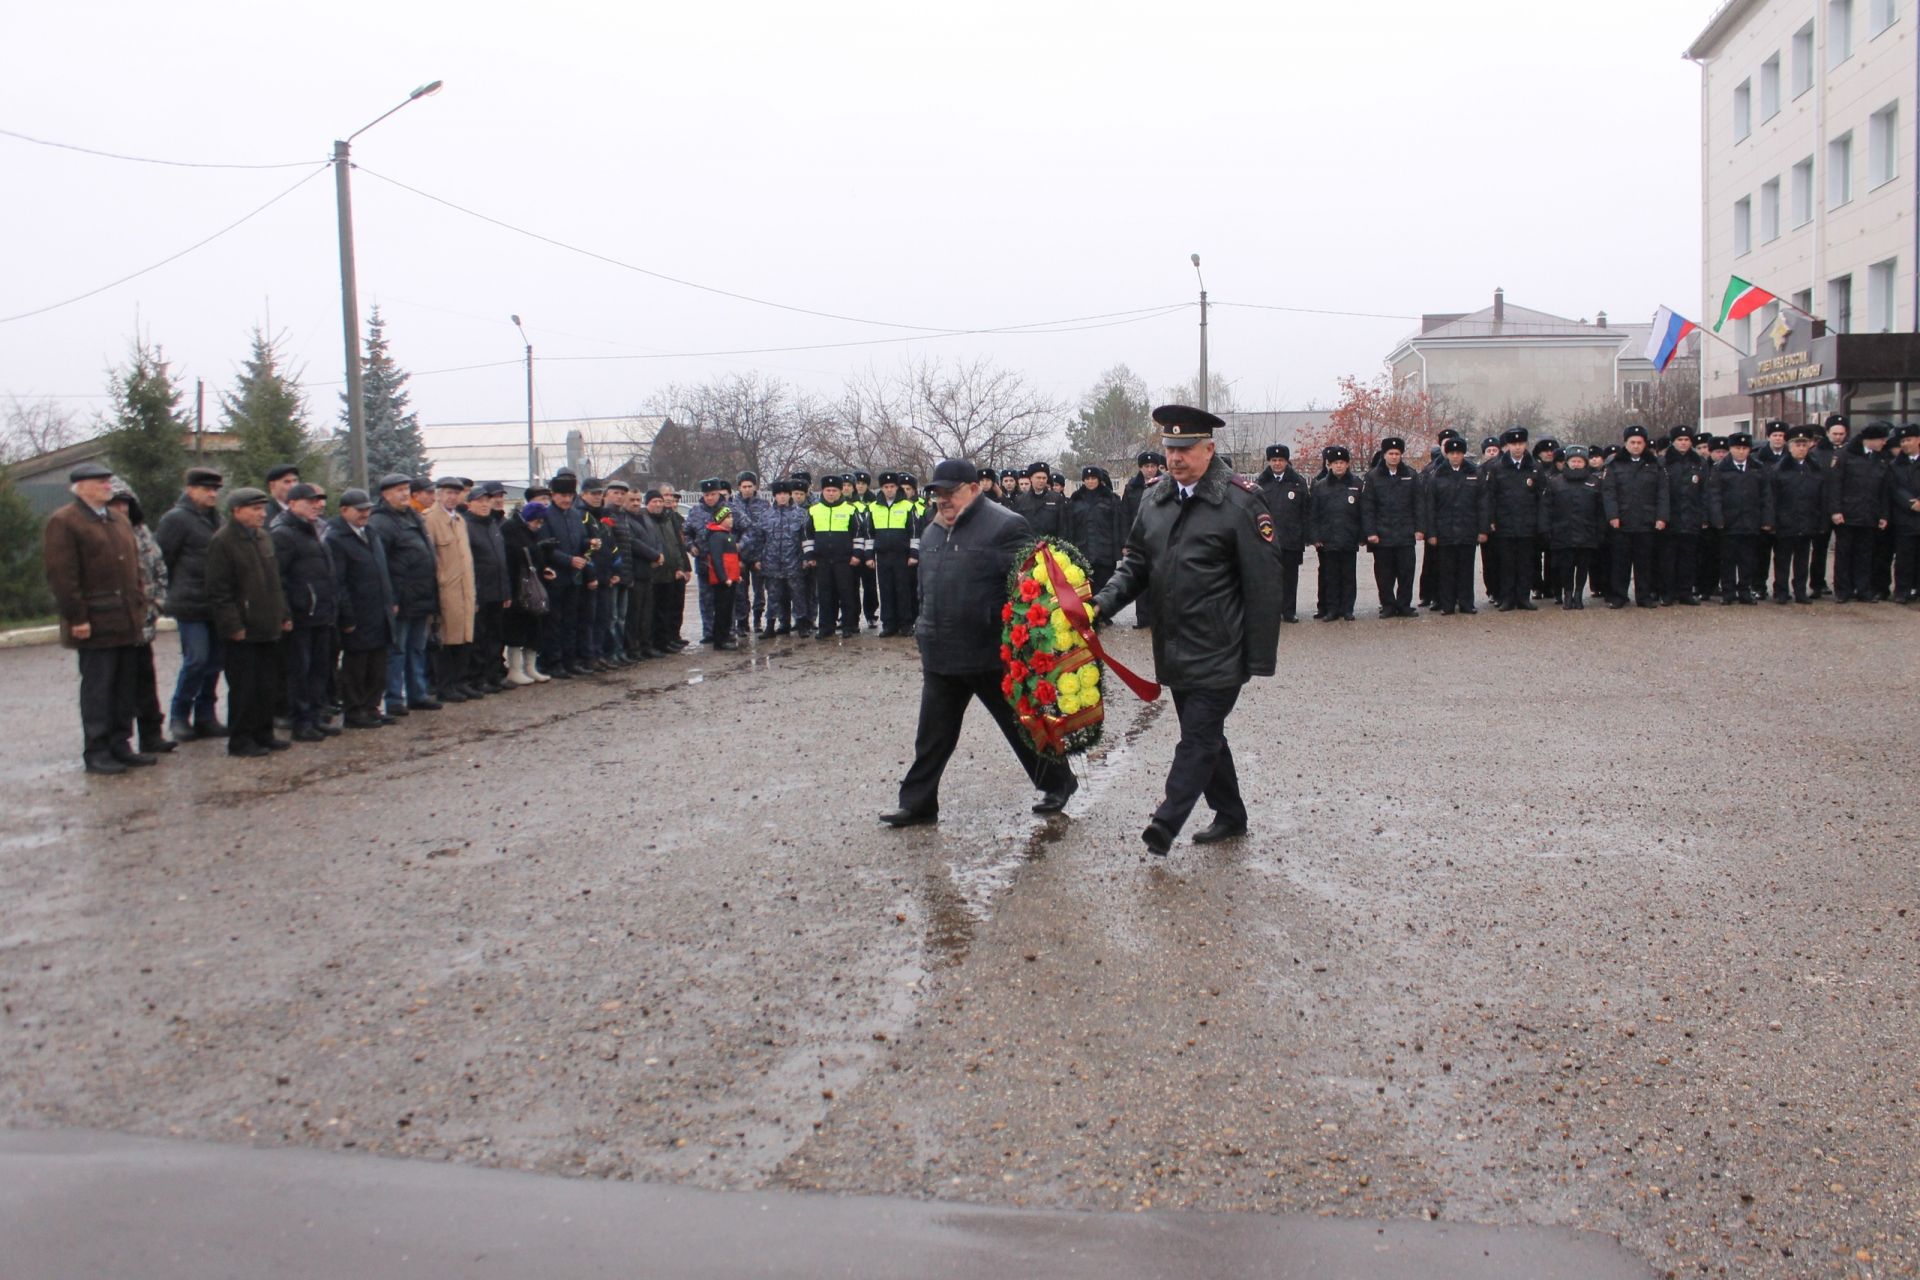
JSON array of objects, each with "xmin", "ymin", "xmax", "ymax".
[
  {"xmin": 335, "ymin": 80, "xmax": 444, "ymax": 490},
  {"xmin": 512, "ymin": 314, "xmax": 535, "ymax": 488},
  {"xmin": 1191, "ymin": 254, "xmax": 1209, "ymax": 413}
]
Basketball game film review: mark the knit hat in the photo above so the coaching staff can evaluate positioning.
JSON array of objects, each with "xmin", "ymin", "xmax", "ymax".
[
  {"xmin": 520, "ymin": 501, "xmax": 550, "ymax": 523},
  {"xmin": 712, "ymin": 506, "xmax": 733, "ymax": 523}
]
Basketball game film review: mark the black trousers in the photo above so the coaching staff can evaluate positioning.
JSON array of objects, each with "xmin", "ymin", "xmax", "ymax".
[
  {"xmin": 651, "ymin": 581, "xmax": 684, "ymax": 649},
  {"xmin": 1534, "ymin": 536, "xmax": 1554, "ymax": 597},
  {"xmin": 1834, "ymin": 524, "xmax": 1879, "ymax": 600},
  {"xmin": 1557, "ymin": 547, "xmax": 1594, "ymax": 600},
  {"xmin": 1773, "ymin": 535, "xmax": 1813, "ymax": 599},
  {"xmin": 468, "ymin": 602, "xmax": 505, "ymax": 681},
  {"xmin": 1480, "ymin": 540, "xmax": 1499, "ymax": 598},
  {"xmin": 1810, "ymin": 528, "xmax": 1832, "ymax": 593},
  {"xmin": 897, "ymin": 668, "xmax": 1071, "ymax": 814},
  {"xmin": 1371, "ymin": 543, "xmax": 1415, "ymax": 613},
  {"xmin": 1277, "ymin": 547, "xmax": 1302, "ymax": 619},
  {"xmin": 1718, "ymin": 532, "xmax": 1765, "ymax": 597},
  {"xmin": 1590, "ymin": 533, "xmax": 1614, "ymax": 599},
  {"xmin": 876, "ymin": 552, "xmax": 915, "ymax": 634},
  {"xmin": 1155, "ymin": 685, "xmax": 1246, "ymax": 834},
  {"xmin": 76, "ymin": 644, "xmax": 138, "ymax": 760},
  {"xmin": 711, "ymin": 579, "xmax": 737, "ymax": 641},
  {"xmin": 1320, "ymin": 548, "xmax": 1358, "ymax": 617},
  {"xmin": 1659, "ymin": 532, "xmax": 1699, "ymax": 601},
  {"xmin": 1427, "ymin": 543, "xmax": 1475, "ymax": 612},
  {"xmin": 1417, "ymin": 541, "xmax": 1435, "ymax": 604},
  {"xmin": 283, "ymin": 626, "xmax": 334, "ymax": 726},
  {"xmin": 816, "ymin": 560, "xmax": 859, "ymax": 636},
  {"xmin": 133, "ymin": 642, "xmax": 163, "ymax": 741},
  {"xmin": 339, "ymin": 647, "xmax": 386, "ymax": 720},
  {"xmin": 1697, "ymin": 533, "xmax": 1722, "ymax": 598},
  {"xmin": 740, "ymin": 564, "xmax": 766, "ymax": 629},
  {"xmin": 225, "ymin": 639, "xmax": 284, "ymax": 749},
  {"xmin": 859, "ymin": 562, "xmax": 880, "ymax": 623},
  {"xmin": 625, "ymin": 580, "xmax": 655, "ymax": 653},
  {"xmin": 1314, "ymin": 549, "xmax": 1330, "ymax": 617},
  {"xmin": 540, "ymin": 585, "xmax": 580, "ymax": 668},
  {"xmin": 1493, "ymin": 537, "xmax": 1532, "ymax": 607},
  {"xmin": 1610, "ymin": 530, "xmax": 1657, "ymax": 604}
]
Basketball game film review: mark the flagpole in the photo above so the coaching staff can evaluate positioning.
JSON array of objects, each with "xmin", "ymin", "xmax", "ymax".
[{"xmin": 1695, "ymin": 325, "xmax": 1749, "ymax": 356}]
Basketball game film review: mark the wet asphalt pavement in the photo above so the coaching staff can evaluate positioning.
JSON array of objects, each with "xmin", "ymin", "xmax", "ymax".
[{"xmin": 1, "ymin": 591, "xmax": 1916, "ymax": 1278}]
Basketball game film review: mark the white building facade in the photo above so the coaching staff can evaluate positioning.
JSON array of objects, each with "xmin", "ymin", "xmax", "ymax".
[{"xmin": 1689, "ymin": 0, "xmax": 1919, "ymax": 431}]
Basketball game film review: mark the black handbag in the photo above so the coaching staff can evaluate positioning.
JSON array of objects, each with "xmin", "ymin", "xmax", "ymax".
[{"xmin": 516, "ymin": 556, "xmax": 550, "ymax": 616}]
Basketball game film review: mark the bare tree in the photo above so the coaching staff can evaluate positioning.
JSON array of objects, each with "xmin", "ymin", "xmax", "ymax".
[
  {"xmin": 1, "ymin": 396, "xmax": 83, "ymax": 464},
  {"xmin": 1560, "ymin": 366, "xmax": 1703, "ymax": 448},
  {"xmin": 1159, "ymin": 372, "xmax": 1237, "ymax": 415},
  {"xmin": 833, "ymin": 357, "xmax": 1062, "ymax": 473}
]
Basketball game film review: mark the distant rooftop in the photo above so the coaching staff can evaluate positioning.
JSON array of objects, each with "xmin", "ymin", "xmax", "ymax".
[{"xmin": 1686, "ymin": 0, "xmax": 1763, "ymax": 59}]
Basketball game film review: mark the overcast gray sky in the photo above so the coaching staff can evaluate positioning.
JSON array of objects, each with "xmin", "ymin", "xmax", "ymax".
[{"xmin": 3, "ymin": 0, "xmax": 1712, "ymax": 434}]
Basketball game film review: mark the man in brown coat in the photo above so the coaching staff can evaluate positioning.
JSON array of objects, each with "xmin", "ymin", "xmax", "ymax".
[
  {"xmin": 205, "ymin": 487, "xmax": 292, "ymax": 758},
  {"xmin": 43, "ymin": 461, "xmax": 153, "ymax": 774},
  {"xmin": 422, "ymin": 476, "xmax": 477, "ymax": 701}
]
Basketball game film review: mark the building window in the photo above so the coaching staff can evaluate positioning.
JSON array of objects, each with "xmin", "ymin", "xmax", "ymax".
[
  {"xmin": 1792, "ymin": 156, "xmax": 1816, "ymax": 225},
  {"xmin": 1830, "ymin": 274, "xmax": 1854, "ymax": 332},
  {"xmin": 1829, "ymin": 132, "xmax": 1853, "ymax": 205},
  {"xmin": 1734, "ymin": 197, "xmax": 1752, "ymax": 255},
  {"xmin": 1793, "ymin": 22, "xmax": 1817, "ymax": 95},
  {"xmin": 1761, "ymin": 178, "xmax": 1782, "ymax": 241},
  {"xmin": 1830, "ymin": 0, "xmax": 1854, "ymax": 66},
  {"xmin": 1760, "ymin": 55, "xmax": 1783, "ymax": 119},
  {"xmin": 1868, "ymin": 258, "xmax": 1897, "ymax": 330},
  {"xmin": 1869, "ymin": 103, "xmax": 1899, "ymax": 186},
  {"xmin": 1870, "ymin": 0, "xmax": 1897, "ymax": 35},
  {"xmin": 1624, "ymin": 380, "xmax": 1653, "ymax": 409},
  {"xmin": 1793, "ymin": 288, "xmax": 1815, "ymax": 316},
  {"xmin": 1734, "ymin": 80, "xmax": 1753, "ymax": 140}
]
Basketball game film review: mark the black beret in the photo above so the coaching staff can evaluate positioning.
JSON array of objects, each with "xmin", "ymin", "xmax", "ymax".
[
  {"xmin": 1623, "ymin": 425, "xmax": 1649, "ymax": 442},
  {"xmin": 1266, "ymin": 444, "xmax": 1290, "ymax": 460},
  {"xmin": 68, "ymin": 461, "xmax": 113, "ymax": 482},
  {"xmin": 265, "ymin": 464, "xmax": 301, "ymax": 483},
  {"xmin": 184, "ymin": 467, "xmax": 224, "ymax": 488},
  {"xmin": 1380, "ymin": 437, "xmax": 1406, "ymax": 453}
]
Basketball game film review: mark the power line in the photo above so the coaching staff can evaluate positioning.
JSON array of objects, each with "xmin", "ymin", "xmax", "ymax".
[
  {"xmin": 1, "ymin": 163, "xmax": 331, "ymax": 325},
  {"xmin": 1213, "ymin": 301, "xmax": 1422, "ymax": 321},
  {"xmin": 0, "ymin": 126, "xmax": 321, "ymax": 170},
  {"xmin": 355, "ymin": 164, "xmax": 1185, "ymax": 338}
]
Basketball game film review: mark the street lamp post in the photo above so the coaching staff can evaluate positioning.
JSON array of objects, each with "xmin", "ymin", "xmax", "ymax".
[
  {"xmin": 512, "ymin": 315, "xmax": 534, "ymax": 488},
  {"xmin": 335, "ymin": 79, "xmax": 443, "ymax": 490},
  {"xmin": 1191, "ymin": 253, "xmax": 1209, "ymax": 413}
]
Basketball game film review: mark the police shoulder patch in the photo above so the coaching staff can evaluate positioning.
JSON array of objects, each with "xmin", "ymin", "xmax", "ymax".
[
  {"xmin": 1255, "ymin": 511, "xmax": 1275, "ymax": 543},
  {"xmin": 1229, "ymin": 475, "xmax": 1260, "ymax": 494}
]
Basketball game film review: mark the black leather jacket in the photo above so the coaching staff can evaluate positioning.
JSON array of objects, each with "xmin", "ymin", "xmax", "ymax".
[
  {"xmin": 1092, "ymin": 458, "xmax": 1281, "ymax": 690},
  {"xmin": 913, "ymin": 495, "xmax": 1031, "ymax": 676}
]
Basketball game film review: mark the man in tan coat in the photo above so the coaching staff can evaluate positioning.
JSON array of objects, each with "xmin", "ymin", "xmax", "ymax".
[
  {"xmin": 43, "ymin": 461, "xmax": 152, "ymax": 774},
  {"xmin": 423, "ymin": 476, "xmax": 478, "ymax": 701}
]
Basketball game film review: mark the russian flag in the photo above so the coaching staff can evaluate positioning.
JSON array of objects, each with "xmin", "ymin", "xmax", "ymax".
[{"xmin": 1645, "ymin": 306, "xmax": 1698, "ymax": 373}]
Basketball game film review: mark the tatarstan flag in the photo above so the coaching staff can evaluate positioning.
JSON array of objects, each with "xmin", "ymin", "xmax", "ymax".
[{"xmin": 1713, "ymin": 276, "xmax": 1779, "ymax": 332}]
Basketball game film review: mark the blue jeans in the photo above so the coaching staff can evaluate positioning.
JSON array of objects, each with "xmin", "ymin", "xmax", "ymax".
[
  {"xmin": 385, "ymin": 615, "xmax": 433, "ymax": 708},
  {"xmin": 169, "ymin": 620, "xmax": 224, "ymax": 724}
]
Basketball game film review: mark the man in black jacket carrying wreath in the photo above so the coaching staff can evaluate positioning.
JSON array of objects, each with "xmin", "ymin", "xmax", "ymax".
[
  {"xmin": 1090, "ymin": 405, "xmax": 1282, "ymax": 857},
  {"xmin": 880, "ymin": 459, "xmax": 1077, "ymax": 829}
]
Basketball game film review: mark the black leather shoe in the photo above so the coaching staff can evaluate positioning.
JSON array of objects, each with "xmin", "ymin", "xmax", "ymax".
[
  {"xmin": 878, "ymin": 808, "xmax": 938, "ymax": 828},
  {"xmin": 259, "ymin": 736, "xmax": 292, "ymax": 752},
  {"xmin": 1141, "ymin": 821, "xmax": 1174, "ymax": 857},
  {"xmin": 439, "ymin": 687, "xmax": 469, "ymax": 703},
  {"xmin": 140, "ymin": 735, "xmax": 178, "ymax": 754},
  {"xmin": 193, "ymin": 718, "xmax": 230, "ymax": 738},
  {"xmin": 410, "ymin": 698, "xmax": 443, "ymax": 711},
  {"xmin": 227, "ymin": 740, "xmax": 270, "ymax": 759},
  {"xmin": 1190, "ymin": 818, "xmax": 1248, "ymax": 845},
  {"xmin": 83, "ymin": 754, "xmax": 128, "ymax": 775},
  {"xmin": 292, "ymin": 726, "xmax": 328, "ymax": 743},
  {"xmin": 344, "ymin": 714, "xmax": 383, "ymax": 730},
  {"xmin": 111, "ymin": 749, "xmax": 158, "ymax": 767},
  {"xmin": 315, "ymin": 721, "xmax": 343, "ymax": 736},
  {"xmin": 1032, "ymin": 775, "xmax": 1079, "ymax": 814}
]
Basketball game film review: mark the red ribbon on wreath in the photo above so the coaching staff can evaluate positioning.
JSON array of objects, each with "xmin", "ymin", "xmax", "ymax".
[{"xmin": 1035, "ymin": 541, "xmax": 1161, "ymax": 703}]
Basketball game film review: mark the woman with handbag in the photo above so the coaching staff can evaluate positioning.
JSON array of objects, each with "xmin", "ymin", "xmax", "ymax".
[{"xmin": 502, "ymin": 500, "xmax": 557, "ymax": 684}]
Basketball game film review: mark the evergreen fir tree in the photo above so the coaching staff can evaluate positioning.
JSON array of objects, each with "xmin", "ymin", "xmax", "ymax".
[
  {"xmin": 103, "ymin": 338, "xmax": 189, "ymax": 514},
  {"xmin": 0, "ymin": 462, "xmax": 52, "ymax": 621},
  {"xmin": 223, "ymin": 328, "xmax": 322, "ymax": 489},
  {"xmin": 336, "ymin": 307, "xmax": 430, "ymax": 479}
]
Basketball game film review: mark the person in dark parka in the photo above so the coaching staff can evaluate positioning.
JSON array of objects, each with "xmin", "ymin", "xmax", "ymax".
[
  {"xmin": 1480, "ymin": 427, "xmax": 1542, "ymax": 610},
  {"xmin": 1771, "ymin": 426, "xmax": 1826, "ymax": 603},
  {"xmin": 204, "ymin": 487, "xmax": 292, "ymax": 757},
  {"xmin": 882, "ymin": 460, "xmax": 1074, "ymax": 827},
  {"xmin": 154, "ymin": 467, "xmax": 227, "ymax": 739},
  {"xmin": 1706, "ymin": 432, "xmax": 1776, "ymax": 603},
  {"xmin": 1889, "ymin": 426, "xmax": 1920, "ymax": 600},
  {"xmin": 1809, "ymin": 415, "xmax": 1850, "ymax": 596},
  {"xmin": 326, "ymin": 489, "xmax": 394, "ymax": 727},
  {"xmin": 1309, "ymin": 447, "xmax": 1365, "ymax": 621},
  {"xmin": 1254, "ymin": 444, "xmax": 1310, "ymax": 622},
  {"xmin": 1602, "ymin": 425, "xmax": 1669, "ymax": 608},
  {"xmin": 367, "ymin": 473, "xmax": 440, "ymax": 712},
  {"xmin": 1066, "ymin": 464, "xmax": 1124, "ymax": 595},
  {"xmin": 1360, "ymin": 436, "xmax": 1424, "ymax": 617},
  {"xmin": 1422, "ymin": 438, "xmax": 1482, "ymax": 615},
  {"xmin": 43, "ymin": 462, "xmax": 150, "ymax": 773},
  {"xmin": 1091, "ymin": 406, "xmax": 1282, "ymax": 856},
  {"xmin": 1659, "ymin": 427, "xmax": 1709, "ymax": 605},
  {"xmin": 463, "ymin": 483, "xmax": 513, "ymax": 690},
  {"xmin": 269, "ymin": 484, "xmax": 340, "ymax": 739},
  {"xmin": 1826, "ymin": 424, "xmax": 1893, "ymax": 602},
  {"xmin": 1539, "ymin": 447, "xmax": 1606, "ymax": 607}
]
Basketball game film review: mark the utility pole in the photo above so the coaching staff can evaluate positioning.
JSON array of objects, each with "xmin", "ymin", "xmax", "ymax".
[
  {"xmin": 194, "ymin": 378, "xmax": 204, "ymax": 457},
  {"xmin": 513, "ymin": 315, "xmax": 534, "ymax": 488},
  {"xmin": 333, "ymin": 80, "xmax": 443, "ymax": 491},
  {"xmin": 1191, "ymin": 253, "xmax": 1209, "ymax": 412}
]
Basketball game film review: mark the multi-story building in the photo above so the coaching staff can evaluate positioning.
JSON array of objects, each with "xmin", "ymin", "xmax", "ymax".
[{"xmin": 1688, "ymin": 0, "xmax": 1920, "ymax": 432}]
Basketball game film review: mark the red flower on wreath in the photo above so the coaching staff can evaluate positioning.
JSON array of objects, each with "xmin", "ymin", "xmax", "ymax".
[
  {"xmin": 1025, "ymin": 602, "xmax": 1050, "ymax": 625},
  {"xmin": 1008, "ymin": 660, "xmax": 1029, "ymax": 682},
  {"xmin": 1034, "ymin": 680, "xmax": 1058, "ymax": 705},
  {"xmin": 1030, "ymin": 651, "xmax": 1056, "ymax": 675},
  {"xmin": 1009, "ymin": 624, "xmax": 1030, "ymax": 647},
  {"xmin": 999, "ymin": 644, "xmax": 1013, "ymax": 662},
  {"xmin": 1017, "ymin": 696, "xmax": 1034, "ymax": 715},
  {"xmin": 1019, "ymin": 578, "xmax": 1043, "ymax": 601},
  {"xmin": 1001, "ymin": 674, "xmax": 1016, "ymax": 697},
  {"xmin": 1001, "ymin": 602, "xmax": 1015, "ymax": 622}
]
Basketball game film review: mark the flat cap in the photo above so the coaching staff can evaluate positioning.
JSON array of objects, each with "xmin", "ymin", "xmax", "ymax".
[
  {"xmin": 265, "ymin": 464, "xmax": 301, "ymax": 483},
  {"xmin": 925, "ymin": 458, "xmax": 977, "ymax": 492},
  {"xmin": 68, "ymin": 461, "xmax": 114, "ymax": 482},
  {"xmin": 226, "ymin": 486, "xmax": 270, "ymax": 509},
  {"xmin": 377, "ymin": 472, "xmax": 412, "ymax": 492},
  {"xmin": 184, "ymin": 467, "xmax": 224, "ymax": 488},
  {"xmin": 339, "ymin": 488, "xmax": 375, "ymax": 509},
  {"xmin": 434, "ymin": 476, "xmax": 465, "ymax": 490},
  {"xmin": 285, "ymin": 482, "xmax": 321, "ymax": 501}
]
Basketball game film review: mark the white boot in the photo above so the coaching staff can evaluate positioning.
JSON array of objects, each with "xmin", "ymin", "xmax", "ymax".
[
  {"xmin": 523, "ymin": 648, "xmax": 551, "ymax": 683},
  {"xmin": 506, "ymin": 648, "xmax": 536, "ymax": 686}
]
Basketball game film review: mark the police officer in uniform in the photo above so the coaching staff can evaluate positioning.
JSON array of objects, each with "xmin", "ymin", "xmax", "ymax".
[
  {"xmin": 1254, "ymin": 444, "xmax": 1308, "ymax": 623},
  {"xmin": 1091, "ymin": 406, "xmax": 1282, "ymax": 857}
]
